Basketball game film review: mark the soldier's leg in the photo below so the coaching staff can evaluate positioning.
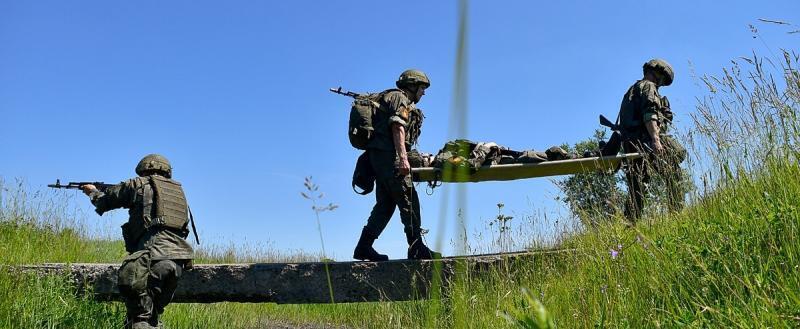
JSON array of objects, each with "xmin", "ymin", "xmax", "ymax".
[
  {"xmin": 364, "ymin": 179, "xmax": 397, "ymax": 237},
  {"xmin": 119, "ymin": 292, "xmax": 153, "ymax": 329},
  {"xmin": 148, "ymin": 259, "xmax": 183, "ymax": 324},
  {"xmin": 379, "ymin": 176, "xmax": 416, "ymax": 238},
  {"xmin": 661, "ymin": 154, "xmax": 685, "ymax": 212},
  {"xmin": 117, "ymin": 253, "xmax": 155, "ymax": 328},
  {"xmin": 381, "ymin": 176, "xmax": 439, "ymax": 259},
  {"xmin": 623, "ymin": 142, "xmax": 649, "ymax": 223},
  {"xmin": 660, "ymin": 136, "xmax": 687, "ymax": 212},
  {"xmin": 405, "ymin": 188, "xmax": 439, "ymax": 259},
  {"xmin": 624, "ymin": 165, "xmax": 643, "ymax": 221},
  {"xmin": 401, "ymin": 182, "xmax": 422, "ymax": 242},
  {"xmin": 355, "ymin": 180, "xmax": 395, "ymax": 261},
  {"xmin": 364, "ymin": 150, "xmax": 399, "ymax": 237}
]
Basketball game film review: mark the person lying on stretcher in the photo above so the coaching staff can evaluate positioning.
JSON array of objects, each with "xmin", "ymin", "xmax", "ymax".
[{"xmin": 413, "ymin": 139, "xmax": 583, "ymax": 172}]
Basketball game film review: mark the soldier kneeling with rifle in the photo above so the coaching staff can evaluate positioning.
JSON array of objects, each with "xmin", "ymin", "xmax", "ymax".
[{"xmin": 78, "ymin": 154, "xmax": 197, "ymax": 329}]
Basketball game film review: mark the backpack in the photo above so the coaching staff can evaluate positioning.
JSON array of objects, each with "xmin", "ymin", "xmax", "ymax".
[
  {"xmin": 346, "ymin": 89, "xmax": 409, "ymax": 150},
  {"xmin": 347, "ymin": 93, "xmax": 383, "ymax": 150}
]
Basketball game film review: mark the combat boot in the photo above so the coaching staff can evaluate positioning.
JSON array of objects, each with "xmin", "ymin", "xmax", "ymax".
[
  {"xmin": 353, "ymin": 227, "xmax": 389, "ymax": 261},
  {"xmin": 408, "ymin": 240, "xmax": 441, "ymax": 259}
]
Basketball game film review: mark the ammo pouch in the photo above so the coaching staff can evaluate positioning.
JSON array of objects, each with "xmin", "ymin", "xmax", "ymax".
[
  {"xmin": 352, "ymin": 151, "xmax": 376, "ymax": 195},
  {"xmin": 118, "ymin": 250, "xmax": 151, "ymax": 294}
]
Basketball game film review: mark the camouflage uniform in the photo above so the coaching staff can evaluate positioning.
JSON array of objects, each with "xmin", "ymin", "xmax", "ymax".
[
  {"xmin": 619, "ymin": 59, "xmax": 686, "ymax": 221},
  {"xmin": 365, "ymin": 89, "xmax": 423, "ymax": 239},
  {"xmin": 88, "ymin": 155, "xmax": 194, "ymax": 329},
  {"xmin": 354, "ymin": 69, "xmax": 438, "ymax": 261}
]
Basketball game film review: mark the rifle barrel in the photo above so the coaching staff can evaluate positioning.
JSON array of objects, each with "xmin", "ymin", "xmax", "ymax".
[{"xmin": 329, "ymin": 86, "xmax": 362, "ymax": 98}]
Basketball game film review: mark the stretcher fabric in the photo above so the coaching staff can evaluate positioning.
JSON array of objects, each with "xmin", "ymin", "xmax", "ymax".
[{"xmin": 411, "ymin": 153, "xmax": 642, "ymax": 183}]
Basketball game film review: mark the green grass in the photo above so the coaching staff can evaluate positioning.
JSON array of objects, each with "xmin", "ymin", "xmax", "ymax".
[
  {"xmin": 2, "ymin": 159, "xmax": 798, "ymax": 328},
  {"xmin": 0, "ymin": 185, "xmax": 127, "ymax": 328}
]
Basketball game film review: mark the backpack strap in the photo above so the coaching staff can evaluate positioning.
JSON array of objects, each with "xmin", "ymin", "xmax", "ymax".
[{"xmin": 377, "ymin": 88, "xmax": 405, "ymax": 103}]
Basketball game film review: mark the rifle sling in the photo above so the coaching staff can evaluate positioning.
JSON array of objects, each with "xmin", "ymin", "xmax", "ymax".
[{"xmin": 188, "ymin": 206, "xmax": 200, "ymax": 245}]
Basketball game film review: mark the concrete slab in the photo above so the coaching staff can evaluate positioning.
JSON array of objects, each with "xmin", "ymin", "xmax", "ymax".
[{"xmin": 19, "ymin": 250, "xmax": 568, "ymax": 304}]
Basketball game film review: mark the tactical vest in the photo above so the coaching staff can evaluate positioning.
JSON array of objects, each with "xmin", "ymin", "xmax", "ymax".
[
  {"xmin": 121, "ymin": 175, "xmax": 189, "ymax": 251},
  {"xmin": 146, "ymin": 175, "xmax": 189, "ymax": 231}
]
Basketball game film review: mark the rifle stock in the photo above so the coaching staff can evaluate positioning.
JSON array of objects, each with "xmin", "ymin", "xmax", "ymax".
[{"xmin": 599, "ymin": 114, "xmax": 619, "ymax": 131}]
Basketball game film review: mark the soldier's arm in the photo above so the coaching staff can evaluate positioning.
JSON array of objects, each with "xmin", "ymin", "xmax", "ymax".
[
  {"xmin": 82, "ymin": 180, "xmax": 135, "ymax": 215},
  {"xmin": 639, "ymin": 83, "xmax": 661, "ymax": 123},
  {"xmin": 639, "ymin": 83, "xmax": 664, "ymax": 151},
  {"xmin": 385, "ymin": 91, "xmax": 412, "ymax": 175},
  {"xmin": 645, "ymin": 121, "xmax": 663, "ymax": 152},
  {"xmin": 392, "ymin": 122, "xmax": 410, "ymax": 175}
]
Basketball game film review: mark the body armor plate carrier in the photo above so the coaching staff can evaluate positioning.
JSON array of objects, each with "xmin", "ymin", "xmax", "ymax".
[{"xmin": 146, "ymin": 175, "xmax": 189, "ymax": 232}]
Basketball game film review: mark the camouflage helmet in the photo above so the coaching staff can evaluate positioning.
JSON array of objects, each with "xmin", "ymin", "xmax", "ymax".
[
  {"xmin": 643, "ymin": 59, "xmax": 674, "ymax": 86},
  {"xmin": 135, "ymin": 154, "xmax": 173, "ymax": 178},
  {"xmin": 396, "ymin": 69, "xmax": 431, "ymax": 89}
]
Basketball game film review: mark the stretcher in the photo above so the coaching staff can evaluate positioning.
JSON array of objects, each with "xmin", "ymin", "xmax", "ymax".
[{"xmin": 411, "ymin": 153, "xmax": 642, "ymax": 183}]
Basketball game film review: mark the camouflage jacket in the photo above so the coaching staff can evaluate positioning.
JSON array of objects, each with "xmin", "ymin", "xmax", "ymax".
[
  {"xmin": 618, "ymin": 79, "xmax": 669, "ymax": 140},
  {"xmin": 90, "ymin": 176, "xmax": 194, "ymax": 260},
  {"xmin": 367, "ymin": 89, "xmax": 423, "ymax": 153}
]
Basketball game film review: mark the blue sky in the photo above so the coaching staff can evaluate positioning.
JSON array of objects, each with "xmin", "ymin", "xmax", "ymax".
[{"xmin": 1, "ymin": 1, "xmax": 798, "ymax": 260}]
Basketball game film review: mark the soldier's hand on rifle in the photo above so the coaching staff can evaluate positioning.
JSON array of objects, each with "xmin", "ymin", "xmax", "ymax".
[{"xmin": 80, "ymin": 184, "xmax": 98, "ymax": 196}]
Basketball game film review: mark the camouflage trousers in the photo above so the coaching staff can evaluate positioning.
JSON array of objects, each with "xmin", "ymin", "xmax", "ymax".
[
  {"xmin": 364, "ymin": 150, "xmax": 424, "ymax": 243},
  {"xmin": 623, "ymin": 136, "xmax": 687, "ymax": 222},
  {"xmin": 118, "ymin": 251, "xmax": 187, "ymax": 328}
]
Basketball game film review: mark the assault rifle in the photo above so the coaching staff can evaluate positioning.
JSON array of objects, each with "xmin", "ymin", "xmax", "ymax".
[
  {"xmin": 599, "ymin": 114, "xmax": 620, "ymax": 131},
  {"xmin": 597, "ymin": 115, "xmax": 624, "ymax": 156},
  {"xmin": 329, "ymin": 86, "xmax": 364, "ymax": 99},
  {"xmin": 47, "ymin": 179, "xmax": 114, "ymax": 192},
  {"xmin": 48, "ymin": 179, "xmax": 201, "ymax": 244}
]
